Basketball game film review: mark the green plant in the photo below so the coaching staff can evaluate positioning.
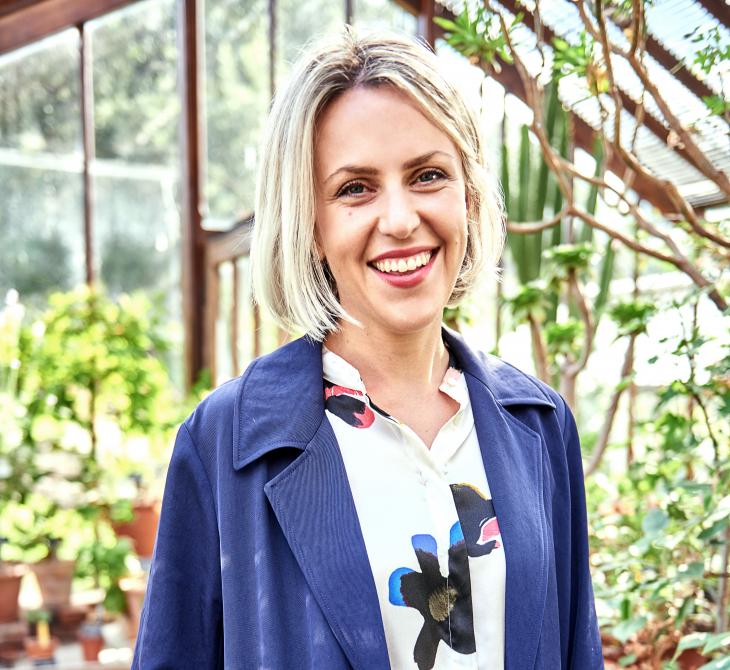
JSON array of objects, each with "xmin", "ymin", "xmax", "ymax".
[
  {"xmin": 588, "ymin": 296, "xmax": 730, "ymax": 666},
  {"xmin": 76, "ymin": 537, "xmax": 133, "ymax": 615}
]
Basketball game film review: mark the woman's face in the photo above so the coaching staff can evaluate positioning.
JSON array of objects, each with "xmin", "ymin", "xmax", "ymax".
[{"xmin": 314, "ymin": 85, "xmax": 468, "ymax": 338}]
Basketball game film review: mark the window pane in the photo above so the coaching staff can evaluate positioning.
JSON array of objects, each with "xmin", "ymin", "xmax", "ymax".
[
  {"xmin": 0, "ymin": 30, "xmax": 84, "ymax": 305},
  {"xmin": 91, "ymin": 0, "xmax": 179, "ymax": 164},
  {"xmin": 276, "ymin": 0, "xmax": 344, "ymax": 86},
  {"xmin": 0, "ymin": 166, "xmax": 84, "ymax": 303},
  {"xmin": 0, "ymin": 30, "xmax": 82, "ymax": 155},
  {"xmin": 203, "ymin": 0, "xmax": 269, "ymax": 229},
  {"xmin": 90, "ymin": 0, "xmax": 183, "ymax": 385},
  {"xmin": 353, "ymin": 0, "xmax": 418, "ymax": 34}
]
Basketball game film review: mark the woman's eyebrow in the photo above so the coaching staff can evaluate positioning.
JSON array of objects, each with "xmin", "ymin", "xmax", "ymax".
[{"xmin": 323, "ymin": 150, "xmax": 456, "ymax": 185}]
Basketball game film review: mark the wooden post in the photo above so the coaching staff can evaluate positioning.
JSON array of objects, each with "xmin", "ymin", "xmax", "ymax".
[{"xmin": 177, "ymin": 0, "xmax": 206, "ymax": 390}]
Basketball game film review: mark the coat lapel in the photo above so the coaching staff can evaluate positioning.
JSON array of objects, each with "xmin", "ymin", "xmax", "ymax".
[
  {"xmin": 264, "ymin": 418, "xmax": 390, "ymax": 670},
  {"xmin": 234, "ymin": 335, "xmax": 389, "ymax": 669},
  {"xmin": 445, "ymin": 328, "xmax": 554, "ymax": 670}
]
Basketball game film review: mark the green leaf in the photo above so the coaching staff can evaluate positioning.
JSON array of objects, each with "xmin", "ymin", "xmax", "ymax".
[
  {"xmin": 677, "ymin": 561, "xmax": 704, "ymax": 579},
  {"xmin": 698, "ymin": 657, "xmax": 730, "ymax": 670},
  {"xmin": 433, "ymin": 17, "xmax": 459, "ymax": 32},
  {"xmin": 703, "ymin": 632, "xmax": 730, "ymax": 654},
  {"xmin": 612, "ymin": 616, "xmax": 647, "ymax": 643},
  {"xmin": 642, "ymin": 508, "xmax": 668, "ymax": 535},
  {"xmin": 699, "ymin": 517, "xmax": 729, "ymax": 541}
]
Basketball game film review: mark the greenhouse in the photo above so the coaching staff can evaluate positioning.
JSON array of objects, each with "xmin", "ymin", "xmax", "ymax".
[{"xmin": 0, "ymin": 0, "xmax": 728, "ymax": 667}]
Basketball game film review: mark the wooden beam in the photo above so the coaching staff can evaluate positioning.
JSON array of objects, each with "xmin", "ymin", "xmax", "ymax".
[
  {"xmin": 695, "ymin": 0, "xmax": 730, "ymax": 27},
  {"xmin": 418, "ymin": 0, "xmax": 435, "ymax": 48},
  {"xmin": 178, "ymin": 0, "xmax": 206, "ymax": 390},
  {"xmin": 0, "ymin": 0, "xmax": 139, "ymax": 56}
]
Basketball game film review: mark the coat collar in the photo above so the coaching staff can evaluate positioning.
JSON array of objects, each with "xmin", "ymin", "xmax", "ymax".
[
  {"xmin": 233, "ymin": 326, "xmax": 554, "ymax": 470},
  {"xmin": 233, "ymin": 327, "xmax": 555, "ymax": 670}
]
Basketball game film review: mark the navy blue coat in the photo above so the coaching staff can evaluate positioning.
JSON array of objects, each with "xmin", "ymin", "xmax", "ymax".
[{"xmin": 132, "ymin": 328, "xmax": 603, "ymax": 669}]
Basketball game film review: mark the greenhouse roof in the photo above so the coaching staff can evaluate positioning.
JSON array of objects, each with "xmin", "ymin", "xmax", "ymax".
[{"xmin": 435, "ymin": 0, "xmax": 730, "ymax": 211}]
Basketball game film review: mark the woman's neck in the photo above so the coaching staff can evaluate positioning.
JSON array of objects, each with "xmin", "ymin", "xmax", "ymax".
[{"xmin": 323, "ymin": 321, "xmax": 449, "ymax": 400}]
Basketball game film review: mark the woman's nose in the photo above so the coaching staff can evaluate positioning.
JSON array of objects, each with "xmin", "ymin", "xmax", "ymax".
[{"xmin": 376, "ymin": 188, "xmax": 420, "ymax": 239}]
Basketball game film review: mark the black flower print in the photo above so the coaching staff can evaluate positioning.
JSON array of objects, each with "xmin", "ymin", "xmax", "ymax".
[
  {"xmin": 450, "ymin": 483, "xmax": 501, "ymax": 557},
  {"xmin": 388, "ymin": 524, "xmax": 475, "ymax": 670}
]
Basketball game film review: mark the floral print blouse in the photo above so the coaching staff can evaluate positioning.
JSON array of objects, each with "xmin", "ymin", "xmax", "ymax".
[{"xmin": 322, "ymin": 347, "xmax": 506, "ymax": 670}]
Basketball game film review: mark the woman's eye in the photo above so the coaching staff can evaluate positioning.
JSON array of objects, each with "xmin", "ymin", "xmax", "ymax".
[
  {"xmin": 416, "ymin": 169, "xmax": 446, "ymax": 184},
  {"xmin": 337, "ymin": 181, "xmax": 367, "ymax": 198}
]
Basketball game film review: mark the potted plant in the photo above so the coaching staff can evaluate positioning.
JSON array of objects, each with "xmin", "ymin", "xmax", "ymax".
[
  {"xmin": 77, "ymin": 606, "xmax": 105, "ymax": 662},
  {"xmin": 23, "ymin": 609, "xmax": 57, "ymax": 664}
]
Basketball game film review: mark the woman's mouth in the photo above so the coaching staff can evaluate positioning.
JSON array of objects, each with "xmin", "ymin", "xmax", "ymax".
[
  {"xmin": 368, "ymin": 248, "xmax": 438, "ymax": 287},
  {"xmin": 371, "ymin": 250, "xmax": 433, "ymax": 274}
]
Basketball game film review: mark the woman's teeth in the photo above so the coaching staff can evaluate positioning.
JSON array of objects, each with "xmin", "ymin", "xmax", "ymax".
[{"xmin": 372, "ymin": 251, "xmax": 432, "ymax": 274}]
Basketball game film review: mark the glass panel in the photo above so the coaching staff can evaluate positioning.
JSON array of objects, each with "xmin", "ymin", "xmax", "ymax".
[
  {"xmin": 276, "ymin": 0, "xmax": 344, "ymax": 86},
  {"xmin": 0, "ymin": 30, "xmax": 82, "ymax": 155},
  {"xmin": 0, "ymin": 29, "xmax": 84, "ymax": 306},
  {"xmin": 203, "ymin": 0, "xmax": 270, "ymax": 229},
  {"xmin": 90, "ymin": 0, "xmax": 183, "ymax": 386},
  {"xmin": 91, "ymin": 0, "xmax": 179, "ymax": 165},
  {"xmin": 353, "ymin": 0, "xmax": 418, "ymax": 34},
  {"xmin": 0, "ymin": 166, "xmax": 84, "ymax": 304}
]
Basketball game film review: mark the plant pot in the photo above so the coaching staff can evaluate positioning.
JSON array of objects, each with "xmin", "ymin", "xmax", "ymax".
[
  {"xmin": 0, "ymin": 565, "xmax": 25, "ymax": 623},
  {"xmin": 113, "ymin": 502, "xmax": 159, "ymax": 557},
  {"xmin": 31, "ymin": 559, "xmax": 75, "ymax": 609},
  {"xmin": 23, "ymin": 636, "xmax": 58, "ymax": 662},
  {"xmin": 78, "ymin": 631, "xmax": 104, "ymax": 661},
  {"xmin": 676, "ymin": 649, "xmax": 710, "ymax": 670}
]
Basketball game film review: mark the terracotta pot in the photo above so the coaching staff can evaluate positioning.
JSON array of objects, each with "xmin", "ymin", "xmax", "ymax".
[
  {"xmin": 78, "ymin": 632, "xmax": 105, "ymax": 661},
  {"xmin": 31, "ymin": 559, "xmax": 75, "ymax": 609},
  {"xmin": 0, "ymin": 565, "xmax": 25, "ymax": 623},
  {"xmin": 113, "ymin": 502, "xmax": 159, "ymax": 557},
  {"xmin": 23, "ymin": 636, "xmax": 58, "ymax": 662},
  {"xmin": 676, "ymin": 648, "xmax": 710, "ymax": 670}
]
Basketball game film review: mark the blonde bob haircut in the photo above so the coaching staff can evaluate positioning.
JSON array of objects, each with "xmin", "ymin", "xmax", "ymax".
[{"xmin": 251, "ymin": 27, "xmax": 505, "ymax": 341}]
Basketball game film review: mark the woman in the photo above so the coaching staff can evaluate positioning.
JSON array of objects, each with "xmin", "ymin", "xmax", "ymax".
[{"xmin": 132, "ymin": 29, "xmax": 603, "ymax": 670}]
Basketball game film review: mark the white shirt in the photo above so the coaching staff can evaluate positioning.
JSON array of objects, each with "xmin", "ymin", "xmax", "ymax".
[{"xmin": 322, "ymin": 347, "xmax": 506, "ymax": 670}]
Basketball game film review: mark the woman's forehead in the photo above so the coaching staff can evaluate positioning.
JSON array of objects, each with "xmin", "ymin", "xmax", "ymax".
[{"xmin": 314, "ymin": 86, "xmax": 459, "ymax": 179}]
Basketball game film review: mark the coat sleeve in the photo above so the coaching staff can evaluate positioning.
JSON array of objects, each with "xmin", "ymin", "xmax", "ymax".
[
  {"xmin": 132, "ymin": 422, "xmax": 223, "ymax": 669},
  {"xmin": 561, "ymin": 399, "xmax": 604, "ymax": 669}
]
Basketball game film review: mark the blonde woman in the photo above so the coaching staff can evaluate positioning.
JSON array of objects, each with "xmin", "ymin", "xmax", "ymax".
[{"xmin": 133, "ymin": 29, "xmax": 602, "ymax": 670}]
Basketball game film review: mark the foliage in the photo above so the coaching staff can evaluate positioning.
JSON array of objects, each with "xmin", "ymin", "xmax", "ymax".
[
  {"xmin": 588, "ymin": 296, "xmax": 730, "ymax": 666},
  {"xmin": 434, "ymin": 8, "xmax": 518, "ymax": 68},
  {"xmin": 76, "ymin": 536, "xmax": 133, "ymax": 614},
  {"xmin": 688, "ymin": 26, "xmax": 730, "ymax": 119},
  {"xmin": 1, "ymin": 286, "xmax": 181, "ymax": 612}
]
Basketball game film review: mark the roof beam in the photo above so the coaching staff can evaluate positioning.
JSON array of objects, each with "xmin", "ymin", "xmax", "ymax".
[
  {"xmin": 0, "ymin": 0, "xmax": 139, "ymax": 56},
  {"xmin": 695, "ymin": 0, "xmax": 730, "ymax": 27}
]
